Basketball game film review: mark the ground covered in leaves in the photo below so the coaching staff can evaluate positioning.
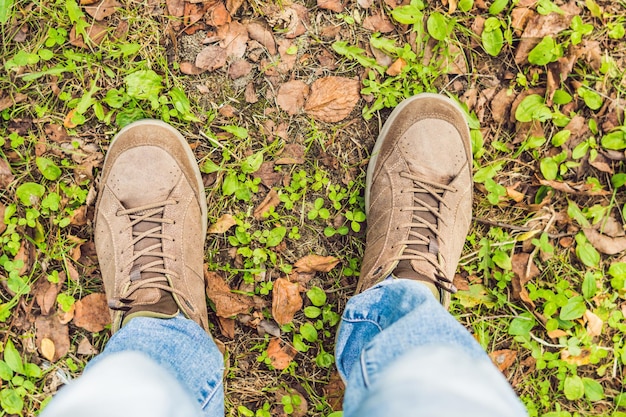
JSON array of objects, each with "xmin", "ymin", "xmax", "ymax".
[{"xmin": 2, "ymin": 0, "xmax": 626, "ymax": 416}]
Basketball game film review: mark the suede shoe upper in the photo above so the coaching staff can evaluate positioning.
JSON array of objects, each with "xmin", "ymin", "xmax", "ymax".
[
  {"xmin": 94, "ymin": 120, "xmax": 209, "ymax": 332},
  {"xmin": 357, "ymin": 94, "xmax": 473, "ymax": 307}
]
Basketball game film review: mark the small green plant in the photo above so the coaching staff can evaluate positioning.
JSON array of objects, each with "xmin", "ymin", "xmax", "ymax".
[
  {"xmin": 237, "ymin": 402, "xmax": 271, "ymax": 417},
  {"xmin": 0, "ymin": 339, "xmax": 43, "ymax": 414},
  {"xmin": 308, "ymin": 198, "xmax": 330, "ymax": 221},
  {"xmin": 280, "ymin": 393, "xmax": 302, "ymax": 415}
]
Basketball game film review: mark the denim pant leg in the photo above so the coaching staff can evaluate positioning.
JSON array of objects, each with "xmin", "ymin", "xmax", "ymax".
[
  {"xmin": 41, "ymin": 315, "xmax": 224, "ymax": 417},
  {"xmin": 335, "ymin": 278, "xmax": 528, "ymax": 417}
]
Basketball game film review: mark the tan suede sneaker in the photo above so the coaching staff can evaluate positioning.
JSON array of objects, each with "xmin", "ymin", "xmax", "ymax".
[
  {"xmin": 356, "ymin": 93, "xmax": 473, "ymax": 308},
  {"xmin": 95, "ymin": 120, "xmax": 209, "ymax": 333}
]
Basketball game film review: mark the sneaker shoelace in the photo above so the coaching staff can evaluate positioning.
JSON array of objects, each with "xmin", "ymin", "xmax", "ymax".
[
  {"xmin": 391, "ymin": 172, "xmax": 458, "ymax": 294},
  {"xmin": 109, "ymin": 199, "xmax": 189, "ymax": 311}
]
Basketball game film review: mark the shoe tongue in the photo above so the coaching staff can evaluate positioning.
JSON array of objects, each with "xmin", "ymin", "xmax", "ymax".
[
  {"xmin": 393, "ymin": 260, "xmax": 441, "ymax": 301},
  {"xmin": 394, "ymin": 176, "xmax": 442, "ymax": 280},
  {"xmin": 126, "ymin": 209, "xmax": 178, "ymax": 315},
  {"xmin": 132, "ymin": 219, "xmax": 162, "ymax": 280}
]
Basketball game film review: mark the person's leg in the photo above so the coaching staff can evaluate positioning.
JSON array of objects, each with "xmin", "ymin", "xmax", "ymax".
[
  {"xmin": 336, "ymin": 278, "xmax": 527, "ymax": 417},
  {"xmin": 42, "ymin": 120, "xmax": 223, "ymax": 417},
  {"xmin": 337, "ymin": 94, "xmax": 527, "ymax": 416},
  {"xmin": 42, "ymin": 316, "xmax": 223, "ymax": 417}
]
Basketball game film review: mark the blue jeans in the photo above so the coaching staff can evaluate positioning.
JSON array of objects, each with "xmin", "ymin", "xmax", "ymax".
[{"xmin": 41, "ymin": 279, "xmax": 527, "ymax": 417}]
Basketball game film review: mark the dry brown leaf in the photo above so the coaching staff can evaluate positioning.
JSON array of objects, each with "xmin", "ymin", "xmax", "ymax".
[
  {"xmin": 448, "ymin": 0, "xmax": 457, "ymax": 13},
  {"xmin": 383, "ymin": 0, "xmax": 409, "ymax": 8},
  {"xmin": 589, "ymin": 153, "xmax": 613, "ymax": 174},
  {"xmin": 584, "ymin": 310, "xmax": 603, "ymax": 337},
  {"xmin": 320, "ymin": 24, "xmax": 341, "ymax": 39},
  {"xmin": 254, "ymin": 189, "xmax": 280, "ymax": 220},
  {"xmin": 363, "ymin": 12, "xmax": 395, "ymax": 33},
  {"xmin": 166, "ymin": 0, "xmax": 185, "ymax": 16},
  {"xmin": 357, "ymin": 0, "xmax": 373, "ymax": 7},
  {"xmin": 272, "ymin": 277, "xmax": 303, "ymax": 325},
  {"xmin": 489, "ymin": 349, "xmax": 517, "ymax": 372},
  {"xmin": 263, "ymin": 4, "xmax": 300, "ymax": 37},
  {"xmin": 226, "ymin": 0, "xmax": 245, "ymax": 15},
  {"xmin": 276, "ymin": 80, "xmax": 310, "ymax": 115},
  {"xmin": 34, "ymin": 279, "xmax": 61, "ymax": 316},
  {"xmin": 0, "ymin": 92, "xmax": 27, "ymax": 112},
  {"xmin": 246, "ymin": 20, "xmax": 277, "ymax": 54},
  {"xmin": 218, "ymin": 316, "xmax": 236, "ymax": 339},
  {"xmin": 196, "ymin": 45, "xmax": 227, "ymax": 71},
  {"xmin": 205, "ymin": 268, "xmax": 253, "ymax": 317},
  {"xmin": 267, "ymin": 338, "xmax": 297, "ymax": 370},
  {"xmin": 547, "ymin": 329, "xmax": 568, "ymax": 339},
  {"xmin": 73, "ymin": 293, "xmax": 111, "ymax": 332},
  {"xmin": 254, "ymin": 162, "xmax": 282, "ymax": 187},
  {"xmin": 228, "ymin": 59, "xmax": 252, "ymax": 80},
  {"xmin": 538, "ymin": 179, "xmax": 609, "ymax": 196},
  {"xmin": 0, "ymin": 158, "xmax": 14, "ymax": 189},
  {"xmin": 257, "ymin": 319, "xmax": 281, "ymax": 338},
  {"xmin": 511, "ymin": 7, "xmax": 534, "ymax": 35},
  {"xmin": 218, "ymin": 104, "xmax": 237, "ymax": 118},
  {"xmin": 57, "ymin": 303, "xmax": 75, "ymax": 324},
  {"xmin": 514, "ymin": 2, "xmax": 580, "ymax": 64},
  {"xmin": 180, "ymin": 62, "xmax": 205, "ymax": 75},
  {"xmin": 66, "ymin": 261, "xmax": 80, "ymax": 282},
  {"xmin": 511, "ymin": 252, "xmax": 539, "ymax": 306},
  {"xmin": 277, "ymin": 39, "xmax": 297, "ymax": 74},
  {"xmin": 35, "ymin": 315, "xmax": 70, "ymax": 362},
  {"xmin": 218, "ymin": 21, "xmax": 248, "ymax": 58},
  {"xmin": 244, "ymin": 82, "xmax": 259, "ymax": 103},
  {"xmin": 77, "ymin": 337, "xmax": 99, "ymax": 355},
  {"xmin": 323, "ymin": 371, "xmax": 345, "ymax": 411},
  {"xmin": 208, "ymin": 214, "xmax": 237, "ymax": 234},
  {"xmin": 601, "ymin": 216, "xmax": 625, "ymax": 238},
  {"xmin": 208, "ymin": 2, "xmax": 231, "ymax": 26},
  {"xmin": 561, "ymin": 348, "xmax": 591, "ymax": 365},
  {"xmin": 386, "ymin": 58, "xmax": 406, "ymax": 76},
  {"xmin": 41, "ymin": 338, "xmax": 56, "ymax": 362},
  {"xmin": 69, "ymin": 20, "xmax": 108, "ymax": 48},
  {"xmin": 275, "ymin": 143, "xmax": 305, "ymax": 165},
  {"xmin": 285, "ymin": 4, "xmax": 308, "ymax": 38},
  {"xmin": 563, "ymin": 115, "xmax": 589, "ymax": 151},
  {"xmin": 490, "ymin": 88, "xmax": 516, "ymax": 124},
  {"xmin": 14, "ymin": 240, "xmax": 34, "ymax": 275},
  {"xmin": 304, "ymin": 76, "xmax": 360, "ymax": 123},
  {"xmin": 84, "ymin": 0, "xmax": 122, "ymax": 20},
  {"xmin": 43, "ymin": 124, "xmax": 68, "ymax": 143},
  {"xmin": 506, "ymin": 186, "xmax": 525, "ymax": 203},
  {"xmin": 452, "ymin": 273, "xmax": 470, "ymax": 291},
  {"xmin": 294, "ymin": 254, "xmax": 339, "ymax": 273},
  {"xmin": 318, "ymin": 0, "xmax": 344, "ymax": 12},
  {"xmin": 69, "ymin": 205, "xmax": 88, "ymax": 226},
  {"xmin": 583, "ymin": 227, "xmax": 626, "ymax": 255}
]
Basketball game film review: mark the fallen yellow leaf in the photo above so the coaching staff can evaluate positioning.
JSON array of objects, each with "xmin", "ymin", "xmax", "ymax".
[{"xmin": 41, "ymin": 338, "xmax": 56, "ymax": 362}]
